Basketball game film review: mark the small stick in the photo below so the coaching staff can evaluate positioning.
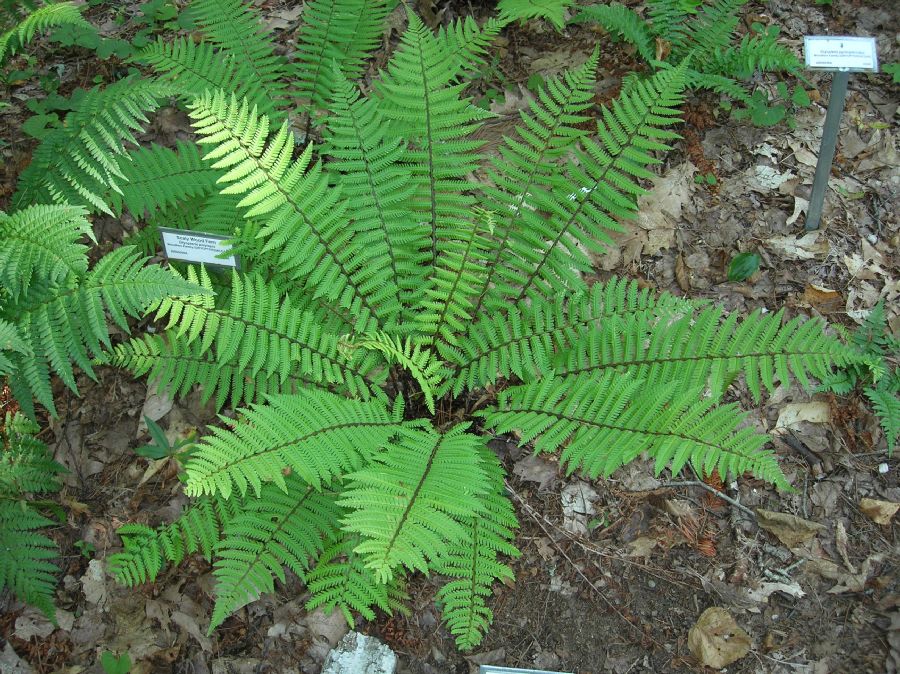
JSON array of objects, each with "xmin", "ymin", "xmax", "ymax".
[{"xmin": 661, "ymin": 480, "xmax": 756, "ymax": 518}]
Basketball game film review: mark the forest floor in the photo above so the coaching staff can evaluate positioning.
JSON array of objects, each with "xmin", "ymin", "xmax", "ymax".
[{"xmin": 1, "ymin": 0, "xmax": 898, "ymax": 673}]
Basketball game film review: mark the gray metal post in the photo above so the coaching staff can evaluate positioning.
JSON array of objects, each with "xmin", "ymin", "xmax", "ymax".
[{"xmin": 805, "ymin": 70, "xmax": 850, "ymax": 231}]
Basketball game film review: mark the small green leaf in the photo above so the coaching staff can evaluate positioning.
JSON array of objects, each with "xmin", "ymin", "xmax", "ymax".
[
  {"xmin": 792, "ymin": 86, "xmax": 810, "ymax": 107},
  {"xmin": 884, "ymin": 63, "xmax": 900, "ymax": 84},
  {"xmin": 100, "ymin": 651, "xmax": 131, "ymax": 674},
  {"xmin": 727, "ymin": 252, "xmax": 760, "ymax": 282}
]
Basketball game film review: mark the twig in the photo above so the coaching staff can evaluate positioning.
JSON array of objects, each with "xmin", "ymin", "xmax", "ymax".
[
  {"xmin": 504, "ymin": 480, "xmax": 665, "ymax": 646},
  {"xmin": 661, "ymin": 480, "xmax": 755, "ymax": 518}
]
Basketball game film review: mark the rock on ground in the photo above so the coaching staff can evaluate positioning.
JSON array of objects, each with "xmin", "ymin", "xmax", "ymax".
[{"xmin": 322, "ymin": 632, "xmax": 396, "ymax": 674}]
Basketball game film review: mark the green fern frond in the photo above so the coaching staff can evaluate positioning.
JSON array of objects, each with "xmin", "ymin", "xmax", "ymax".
[
  {"xmin": 0, "ymin": 502, "xmax": 59, "ymax": 621},
  {"xmin": 711, "ymin": 33, "xmax": 802, "ymax": 80},
  {"xmin": 865, "ymin": 387, "xmax": 899, "ymax": 453},
  {"xmin": 0, "ymin": 204, "xmax": 93, "ymax": 300},
  {"xmin": 111, "ymin": 141, "xmax": 221, "ymax": 218},
  {"xmin": 556, "ymin": 307, "xmax": 859, "ymax": 402},
  {"xmin": 322, "ymin": 73, "xmax": 423, "ymax": 318},
  {"xmin": 0, "ymin": 413, "xmax": 65, "ymax": 495},
  {"xmin": 645, "ymin": 0, "xmax": 690, "ymax": 42},
  {"xmin": 475, "ymin": 50, "xmax": 600, "ymax": 313},
  {"xmin": 685, "ymin": 70, "xmax": 752, "ymax": 103},
  {"xmin": 481, "ymin": 371, "xmax": 789, "ymax": 488},
  {"xmin": 295, "ymin": 0, "xmax": 388, "ymax": 109},
  {"xmin": 341, "ymin": 331, "xmax": 445, "ymax": 414},
  {"xmin": 494, "ymin": 65, "xmax": 686, "ymax": 307},
  {"xmin": 677, "ymin": 0, "xmax": 745, "ymax": 59},
  {"xmin": 188, "ymin": 89, "xmax": 401, "ymax": 329},
  {"xmin": 184, "ymin": 390, "xmax": 406, "ymax": 498},
  {"xmin": 305, "ymin": 536, "xmax": 409, "ymax": 626},
  {"xmin": 0, "ymin": 1, "xmax": 90, "ymax": 64},
  {"xmin": 137, "ymin": 37, "xmax": 284, "ymax": 122},
  {"xmin": 416, "ymin": 210, "xmax": 492, "ymax": 350},
  {"xmin": 210, "ymin": 477, "xmax": 341, "ymax": 630},
  {"xmin": 340, "ymin": 423, "xmax": 490, "ymax": 583},
  {"xmin": 442, "ymin": 278, "xmax": 689, "ymax": 396},
  {"xmin": 187, "ymin": 0, "xmax": 290, "ymax": 106},
  {"xmin": 434, "ymin": 16, "xmax": 507, "ymax": 78},
  {"xmin": 108, "ymin": 333, "xmax": 329, "ymax": 413},
  {"xmin": 13, "ymin": 77, "xmax": 175, "ymax": 214},
  {"xmin": 150, "ymin": 269, "xmax": 379, "ymax": 399},
  {"xmin": 434, "ymin": 446, "xmax": 519, "ymax": 651},
  {"xmin": 497, "ymin": 0, "xmax": 574, "ymax": 30},
  {"xmin": 0, "ymin": 320, "xmax": 28, "ymax": 375},
  {"xmin": 374, "ymin": 12, "xmax": 491, "ymax": 279},
  {"xmin": 7, "ymin": 246, "xmax": 202, "ymax": 416},
  {"xmin": 571, "ymin": 4, "xmax": 655, "ymax": 63},
  {"xmin": 109, "ymin": 495, "xmax": 239, "ymax": 586}
]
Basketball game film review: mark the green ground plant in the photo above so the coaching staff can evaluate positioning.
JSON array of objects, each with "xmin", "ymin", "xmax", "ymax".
[
  {"xmin": 2, "ymin": 0, "xmax": 866, "ymax": 652},
  {"xmin": 572, "ymin": 0, "xmax": 809, "ymax": 125}
]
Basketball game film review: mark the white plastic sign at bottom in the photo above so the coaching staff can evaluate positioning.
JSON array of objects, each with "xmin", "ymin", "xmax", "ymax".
[{"xmin": 480, "ymin": 666, "xmax": 572, "ymax": 674}]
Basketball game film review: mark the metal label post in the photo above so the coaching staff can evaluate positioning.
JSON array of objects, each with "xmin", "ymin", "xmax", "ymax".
[{"xmin": 802, "ymin": 35, "xmax": 878, "ymax": 231}]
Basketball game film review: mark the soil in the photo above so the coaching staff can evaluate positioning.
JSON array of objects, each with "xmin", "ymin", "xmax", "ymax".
[{"xmin": 1, "ymin": 0, "xmax": 898, "ymax": 673}]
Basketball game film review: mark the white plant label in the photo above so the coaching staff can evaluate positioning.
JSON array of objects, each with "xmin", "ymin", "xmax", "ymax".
[
  {"xmin": 478, "ymin": 665, "xmax": 568, "ymax": 674},
  {"xmin": 804, "ymin": 36, "xmax": 878, "ymax": 72},
  {"xmin": 159, "ymin": 228, "xmax": 239, "ymax": 268}
]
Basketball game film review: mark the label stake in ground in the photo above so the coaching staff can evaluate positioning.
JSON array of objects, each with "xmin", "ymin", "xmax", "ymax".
[
  {"xmin": 159, "ymin": 228, "xmax": 240, "ymax": 268},
  {"xmin": 802, "ymin": 36, "xmax": 878, "ymax": 232}
]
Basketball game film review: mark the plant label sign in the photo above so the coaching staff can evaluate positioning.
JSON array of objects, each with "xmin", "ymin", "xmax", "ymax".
[
  {"xmin": 804, "ymin": 36, "xmax": 878, "ymax": 72},
  {"xmin": 159, "ymin": 228, "xmax": 239, "ymax": 268},
  {"xmin": 478, "ymin": 665, "xmax": 571, "ymax": 674}
]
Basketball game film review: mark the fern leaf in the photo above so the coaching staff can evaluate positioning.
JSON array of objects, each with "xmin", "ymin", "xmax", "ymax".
[
  {"xmin": 556, "ymin": 307, "xmax": 860, "ymax": 402},
  {"xmin": 187, "ymin": 0, "xmax": 290, "ymax": 107},
  {"xmin": 865, "ymin": 387, "xmax": 899, "ymax": 453},
  {"xmin": 295, "ymin": 0, "xmax": 389, "ymax": 109},
  {"xmin": 434, "ymin": 446, "xmax": 519, "ymax": 651},
  {"xmin": 0, "ymin": 1, "xmax": 90, "ymax": 64},
  {"xmin": 137, "ymin": 37, "xmax": 284, "ymax": 122},
  {"xmin": 210, "ymin": 477, "xmax": 341, "ymax": 630},
  {"xmin": 13, "ymin": 77, "xmax": 175, "ymax": 214},
  {"xmin": 184, "ymin": 390, "xmax": 406, "ymax": 499},
  {"xmin": 150, "ymin": 269, "xmax": 380, "ymax": 399},
  {"xmin": 374, "ymin": 12, "xmax": 491, "ymax": 281},
  {"xmin": 0, "ymin": 320, "xmax": 28, "ymax": 375},
  {"xmin": 0, "ymin": 414, "xmax": 65, "ymax": 495},
  {"xmin": 305, "ymin": 536, "xmax": 409, "ymax": 626},
  {"xmin": 109, "ymin": 496, "xmax": 239, "ymax": 586},
  {"xmin": 571, "ymin": 4, "xmax": 655, "ymax": 63},
  {"xmin": 340, "ymin": 423, "xmax": 491, "ymax": 583},
  {"xmin": 434, "ymin": 16, "xmax": 507, "ymax": 77},
  {"xmin": 481, "ymin": 371, "xmax": 790, "ymax": 488},
  {"xmin": 0, "ymin": 502, "xmax": 59, "ymax": 621},
  {"xmin": 497, "ymin": 0, "xmax": 574, "ymax": 30},
  {"xmin": 443, "ymin": 278, "xmax": 689, "ymax": 396},
  {"xmin": 341, "ymin": 331, "xmax": 445, "ymax": 414},
  {"xmin": 188, "ymin": 89, "xmax": 401, "ymax": 329},
  {"xmin": 474, "ymin": 50, "xmax": 599, "ymax": 313},
  {"xmin": 108, "ymin": 332, "xmax": 330, "ymax": 413},
  {"xmin": 492, "ymin": 65, "xmax": 686, "ymax": 307},
  {"xmin": 322, "ymin": 72, "xmax": 423, "ymax": 320},
  {"xmin": 8, "ymin": 246, "xmax": 202, "ymax": 415},
  {"xmin": 0, "ymin": 204, "xmax": 93, "ymax": 300}
]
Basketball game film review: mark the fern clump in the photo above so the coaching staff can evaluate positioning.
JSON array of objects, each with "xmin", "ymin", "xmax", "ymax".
[
  {"xmin": 572, "ymin": 0, "xmax": 807, "ymax": 125},
  {"xmin": 3, "ymin": 0, "xmax": 861, "ymax": 652},
  {"xmin": 0, "ymin": 412, "xmax": 66, "ymax": 620}
]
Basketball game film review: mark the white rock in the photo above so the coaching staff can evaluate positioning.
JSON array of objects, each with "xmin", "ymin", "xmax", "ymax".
[{"xmin": 322, "ymin": 632, "xmax": 396, "ymax": 674}]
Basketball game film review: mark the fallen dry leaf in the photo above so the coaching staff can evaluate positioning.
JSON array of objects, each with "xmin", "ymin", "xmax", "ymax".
[
  {"xmin": 756, "ymin": 508, "xmax": 825, "ymax": 548},
  {"xmin": 512, "ymin": 454, "xmax": 558, "ymax": 490},
  {"xmin": 745, "ymin": 581, "xmax": 806, "ymax": 603},
  {"xmin": 626, "ymin": 536, "xmax": 658, "ymax": 560},
  {"xmin": 766, "ymin": 231, "xmax": 829, "ymax": 260},
  {"xmin": 803, "ymin": 284, "xmax": 843, "ymax": 312},
  {"xmin": 859, "ymin": 498, "xmax": 900, "ymax": 525},
  {"xmin": 803, "ymin": 553, "xmax": 885, "ymax": 594},
  {"xmin": 775, "ymin": 401, "xmax": 831, "ymax": 429},
  {"xmin": 688, "ymin": 607, "xmax": 752, "ymax": 668}
]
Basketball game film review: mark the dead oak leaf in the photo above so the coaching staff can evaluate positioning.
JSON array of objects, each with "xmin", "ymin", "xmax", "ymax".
[
  {"xmin": 756, "ymin": 508, "xmax": 825, "ymax": 548},
  {"xmin": 688, "ymin": 607, "xmax": 752, "ymax": 668}
]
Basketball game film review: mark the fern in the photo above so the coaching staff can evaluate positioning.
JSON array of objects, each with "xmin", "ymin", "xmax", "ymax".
[
  {"xmin": 0, "ymin": 1, "xmax": 90, "ymax": 65},
  {"xmin": 0, "ymin": 413, "xmax": 65, "ymax": 621},
  {"xmin": 84, "ymin": 3, "xmax": 859, "ymax": 651},
  {"xmin": 295, "ymin": 0, "xmax": 389, "ymax": 109},
  {"xmin": 305, "ymin": 537, "xmax": 409, "ymax": 626},
  {"xmin": 210, "ymin": 476, "xmax": 341, "ymax": 630},
  {"xmin": 340, "ymin": 423, "xmax": 490, "ymax": 583},
  {"xmin": 497, "ymin": 0, "xmax": 574, "ymax": 30},
  {"xmin": 13, "ymin": 77, "xmax": 176, "ymax": 214}
]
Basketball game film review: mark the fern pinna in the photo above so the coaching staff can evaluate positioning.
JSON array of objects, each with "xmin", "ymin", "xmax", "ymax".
[{"xmin": 92, "ymin": 0, "xmax": 862, "ymax": 652}]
